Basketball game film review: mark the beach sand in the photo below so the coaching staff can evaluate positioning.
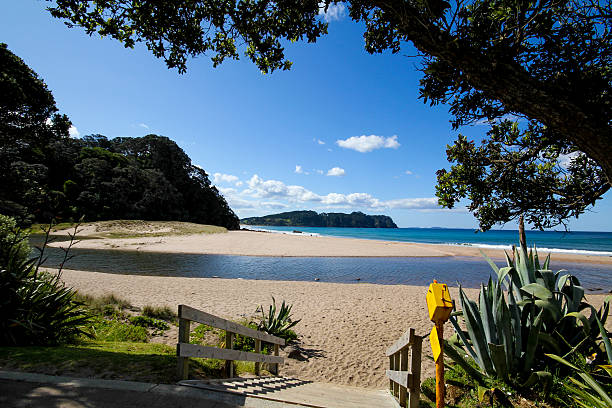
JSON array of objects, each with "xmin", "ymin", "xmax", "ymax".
[
  {"xmin": 53, "ymin": 229, "xmax": 612, "ymax": 265},
  {"xmin": 58, "ymin": 269, "xmax": 612, "ymax": 390}
]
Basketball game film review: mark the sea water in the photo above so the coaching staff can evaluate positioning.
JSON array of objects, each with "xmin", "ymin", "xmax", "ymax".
[{"xmin": 242, "ymin": 226, "xmax": 612, "ymax": 256}]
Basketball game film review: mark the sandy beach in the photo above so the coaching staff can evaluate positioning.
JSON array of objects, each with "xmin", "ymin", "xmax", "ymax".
[
  {"xmin": 58, "ymin": 269, "xmax": 612, "ymax": 390},
  {"xmin": 53, "ymin": 229, "xmax": 612, "ymax": 265}
]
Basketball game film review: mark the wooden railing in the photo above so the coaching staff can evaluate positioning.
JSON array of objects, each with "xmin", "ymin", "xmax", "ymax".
[
  {"xmin": 177, "ymin": 304, "xmax": 285, "ymax": 380},
  {"xmin": 386, "ymin": 328, "xmax": 423, "ymax": 408}
]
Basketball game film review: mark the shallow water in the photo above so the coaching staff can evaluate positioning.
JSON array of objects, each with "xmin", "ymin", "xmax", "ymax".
[{"xmin": 36, "ymin": 242, "xmax": 612, "ymax": 293}]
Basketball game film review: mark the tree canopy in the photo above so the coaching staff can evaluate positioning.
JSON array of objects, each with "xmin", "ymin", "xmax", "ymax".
[
  {"xmin": 0, "ymin": 43, "xmax": 239, "ymax": 229},
  {"xmin": 46, "ymin": 0, "xmax": 611, "ymax": 230}
]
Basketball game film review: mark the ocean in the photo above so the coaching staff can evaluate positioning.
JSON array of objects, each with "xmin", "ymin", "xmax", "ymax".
[{"xmin": 241, "ymin": 226, "xmax": 612, "ymax": 256}]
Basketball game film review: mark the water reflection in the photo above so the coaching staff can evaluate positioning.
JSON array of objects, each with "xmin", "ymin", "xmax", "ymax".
[{"xmin": 34, "ymin": 242, "xmax": 612, "ymax": 292}]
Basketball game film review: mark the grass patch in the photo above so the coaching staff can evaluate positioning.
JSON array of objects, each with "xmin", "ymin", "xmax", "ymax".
[
  {"xmin": 129, "ymin": 316, "xmax": 169, "ymax": 332},
  {"xmin": 0, "ymin": 341, "xmax": 225, "ymax": 383},
  {"xmin": 26, "ymin": 222, "xmax": 78, "ymax": 235},
  {"xmin": 75, "ymin": 292, "xmax": 133, "ymax": 316},
  {"xmin": 142, "ymin": 305, "xmax": 176, "ymax": 322},
  {"xmin": 88, "ymin": 316, "xmax": 149, "ymax": 342}
]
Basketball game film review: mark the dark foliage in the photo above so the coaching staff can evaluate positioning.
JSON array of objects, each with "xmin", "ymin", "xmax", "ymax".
[
  {"xmin": 0, "ymin": 216, "xmax": 92, "ymax": 345},
  {"xmin": 0, "ymin": 44, "xmax": 239, "ymax": 229},
  {"xmin": 241, "ymin": 210, "xmax": 397, "ymax": 228}
]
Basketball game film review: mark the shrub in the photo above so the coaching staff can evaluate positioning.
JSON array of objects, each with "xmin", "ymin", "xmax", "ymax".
[
  {"xmin": 256, "ymin": 297, "xmax": 300, "ymax": 342},
  {"xmin": 0, "ymin": 215, "xmax": 92, "ymax": 345},
  {"xmin": 446, "ymin": 241, "xmax": 611, "ymax": 392},
  {"xmin": 75, "ymin": 292, "xmax": 132, "ymax": 316},
  {"xmin": 142, "ymin": 305, "xmax": 176, "ymax": 321}
]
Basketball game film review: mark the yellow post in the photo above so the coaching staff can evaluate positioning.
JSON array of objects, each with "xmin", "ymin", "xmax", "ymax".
[
  {"xmin": 435, "ymin": 321, "xmax": 445, "ymax": 408},
  {"xmin": 426, "ymin": 280, "xmax": 453, "ymax": 408}
]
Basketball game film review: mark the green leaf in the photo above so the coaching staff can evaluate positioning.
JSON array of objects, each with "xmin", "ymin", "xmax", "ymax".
[
  {"xmin": 477, "ymin": 385, "xmax": 488, "ymax": 402},
  {"xmin": 594, "ymin": 314, "xmax": 612, "ymax": 363},
  {"xmin": 521, "ymin": 283, "xmax": 553, "ymax": 300}
]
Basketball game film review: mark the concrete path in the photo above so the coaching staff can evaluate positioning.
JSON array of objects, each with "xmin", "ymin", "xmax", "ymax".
[
  {"xmin": 180, "ymin": 377, "xmax": 398, "ymax": 408},
  {"xmin": 0, "ymin": 371, "xmax": 398, "ymax": 408}
]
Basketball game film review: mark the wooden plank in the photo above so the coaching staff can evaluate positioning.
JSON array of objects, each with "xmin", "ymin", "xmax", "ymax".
[
  {"xmin": 393, "ymin": 353, "xmax": 400, "ymax": 397},
  {"xmin": 179, "ymin": 305, "xmax": 284, "ymax": 345},
  {"xmin": 177, "ymin": 318, "xmax": 190, "ymax": 380},
  {"xmin": 389, "ymin": 355, "xmax": 394, "ymax": 393},
  {"xmin": 254, "ymin": 339, "xmax": 261, "ymax": 375},
  {"xmin": 408, "ymin": 336, "xmax": 423, "ymax": 408},
  {"xmin": 271, "ymin": 343, "xmax": 280, "ymax": 375},
  {"xmin": 399, "ymin": 347, "xmax": 408, "ymax": 407},
  {"xmin": 386, "ymin": 370, "xmax": 412, "ymax": 389},
  {"xmin": 225, "ymin": 331, "xmax": 234, "ymax": 378},
  {"xmin": 386, "ymin": 328, "xmax": 415, "ymax": 356},
  {"xmin": 178, "ymin": 343, "xmax": 284, "ymax": 365}
]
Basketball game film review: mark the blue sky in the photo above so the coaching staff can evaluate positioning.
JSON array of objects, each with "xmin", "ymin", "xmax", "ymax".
[{"xmin": 3, "ymin": 1, "xmax": 611, "ymax": 230}]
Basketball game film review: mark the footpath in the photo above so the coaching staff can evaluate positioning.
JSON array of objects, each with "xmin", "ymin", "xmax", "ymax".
[{"xmin": 0, "ymin": 371, "xmax": 299, "ymax": 408}]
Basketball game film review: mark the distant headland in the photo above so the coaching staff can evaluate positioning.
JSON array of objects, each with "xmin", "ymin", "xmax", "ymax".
[{"xmin": 240, "ymin": 210, "xmax": 397, "ymax": 228}]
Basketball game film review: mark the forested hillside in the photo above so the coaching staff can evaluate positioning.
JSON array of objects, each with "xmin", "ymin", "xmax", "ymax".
[
  {"xmin": 241, "ymin": 211, "xmax": 397, "ymax": 228},
  {"xmin": 0, "ymin": 43, "xmax": 239, "ymax": 229}
]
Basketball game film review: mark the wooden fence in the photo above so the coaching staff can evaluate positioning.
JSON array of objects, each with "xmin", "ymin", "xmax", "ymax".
[
  {"xmin": 386, "ymin": 328, "xmax": 423, "ymax": 408},
  {"xmin": 176, "ymin": 304, "xmax": 285, "ymax": 380}
]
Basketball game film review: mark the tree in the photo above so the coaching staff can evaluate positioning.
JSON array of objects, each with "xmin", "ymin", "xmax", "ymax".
[{"xmin": 47, "ymin": 1, "xmax": 611, "ymax": 230}]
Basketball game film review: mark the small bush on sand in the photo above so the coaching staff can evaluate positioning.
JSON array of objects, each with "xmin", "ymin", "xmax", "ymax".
[{"xmin": 142, "ymin": 305, "xmax": 176, "ymax": 321}]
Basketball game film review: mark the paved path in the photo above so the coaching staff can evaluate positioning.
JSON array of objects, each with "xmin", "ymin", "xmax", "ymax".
[
  {"xmin": 180, "ymin": 377, "xmax": 398, "ymax": 408},
  {"xmin": 0, "ymin": 371, "xmax": 398, "ymax": 408}
]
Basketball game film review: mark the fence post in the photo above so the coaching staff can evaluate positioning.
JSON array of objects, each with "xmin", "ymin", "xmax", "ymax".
[
  {"xmin": 389, "ymin": 354, "xmax": 395, "ymax": 393},
  {"xmin": 225, "ymin": 331, "xmax": 234, "ymax": 378},
  {"xmin": 177, "ymin": 306, "xmax": 190, "ymax": 380},
  {"xmin": 408, "ymin": 336, "xmax": 422, "ymax": 408},
  {"xmin": 393, "ymin": 352, "xmax": 400, "ymax": 397},
  {"xmin": 399, "ymin": 346, "xmax": 409, "ymax": 407},
  {"xmin": 254, "ymin": 339, "xmax": 261, "ymax": 375},
  {"xmin": 271, "ymin": 344, "xmax": 280, "ymax": 375}
]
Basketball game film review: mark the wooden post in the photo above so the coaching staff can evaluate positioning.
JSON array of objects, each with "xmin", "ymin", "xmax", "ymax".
[
  {"xmin": 389, "ymin": 354, "xmax": 395, "ymax": 393},
  {"xmin": 225, "ymin": 331, "xmax": 234, "ymax": 378},
  {"xmin": 395, "ymin": 354, "xmax": 400, "ymax": 398},
  {"xmin": 409, "ymin": 336, "xmax": 422, "ymax": 408},
  {"xmin": 435, "ymin": 323, "xmax": 444, "ymax": 408},
  {"xmin": 272, "ymin": 344, "xmax": 280, "ymax": 375},
  {"xmin": 177, "ymin": 314, "xmax": 190, "ymax": 380},
  {"xmin": 399, "ymin": 346, "xmax": 409, "ymax": 407},
  {"xmin": 254, "ymin": 339, "xmax": 261, "ymax": 375}
]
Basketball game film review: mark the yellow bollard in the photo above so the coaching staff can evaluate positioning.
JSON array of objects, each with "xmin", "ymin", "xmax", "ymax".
[{"xmin": 426, "ymin": 280, "xmax": 453, "ymax": 408}]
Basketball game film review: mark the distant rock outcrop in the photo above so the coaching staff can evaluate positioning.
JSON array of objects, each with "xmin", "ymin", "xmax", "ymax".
[{"xmin": 241, "ymin": 210, "xmax": 397, "ymax": 228}]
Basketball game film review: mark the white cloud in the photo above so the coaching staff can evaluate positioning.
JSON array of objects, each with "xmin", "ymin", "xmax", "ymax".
[
  {"xmin": 318, "ymin": 3, "xmax": 346, "ymax": 22},
  {"xmin": 405, "ymin": 170, "xmax": 413, "ymax": 175},
  {"xmin": 326, "ymin": 167, "xmax": 346, "ymax": 177},
  {"xmin": 295, "ymin": 165, "xmax": 304, "ymax": 174},
  {"xmin": 315, "ymin": 169, "xmax": 324, "ymax": 175},
  {"xmin": 69, "ymin": 125, "xmax": 80, "ymax": 138},
  {"xmin": 213, "ymin": 172, "xmax": 240, "ymax": 185},
  {"xmin": 138, "ymin": 123, "xmax": 149, "ymax": 129},
  {"xmin": 317, "ymin": 139, "xmax": 325, "ymax": 145},
  {"xmin": 240, "ymin": 174, "xmax": 441, "ymax": 211},
  {"xmin": 235, "ymin": 181, "xmax": 244, "ymax": 187},
  {"xmin": 336, "ymin": 135, "xmax": 400, "ymax": 153}
]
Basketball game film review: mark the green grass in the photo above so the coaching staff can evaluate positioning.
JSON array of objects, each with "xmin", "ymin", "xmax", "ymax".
[
  {"xmin": 75, "ymin": 292, "xmax": 133, "ymax": 315},
  {"xmin": 88, "ymin": 316, "xmax": 149, "ymax": 342},
  {"xmin": 26, "ymin": 222, "xmax": 79, "ymax": 235},
  {"xmin": 142, "ymin": 305, "xmax": 177, "ymax": 321},
  {"xmin": 0, "ymin": 341, "xmax": 226, "ymax": 383}
]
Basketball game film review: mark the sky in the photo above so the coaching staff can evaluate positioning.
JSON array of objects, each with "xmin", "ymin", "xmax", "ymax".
[{"xmin": 3, "ymin": 1, "xmax": 612, "ymax": 230}]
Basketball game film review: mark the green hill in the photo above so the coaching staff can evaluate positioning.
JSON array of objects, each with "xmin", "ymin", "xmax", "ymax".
[{"xmin": 241, "ymin": 211, "xmax": 397, "ymax": 228}]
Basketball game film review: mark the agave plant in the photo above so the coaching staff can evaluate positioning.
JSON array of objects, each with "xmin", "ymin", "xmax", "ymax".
[
  {"xmin": 546, "ymin": 314, "xmax": 612, "ymax": 408},
  {"xmin": 256, "ymin": 297, "xmax": 300, "ymax": 341},
  {"xmin": 445, "ymin": 242, "xmax": 611, "ymax": 390}
]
